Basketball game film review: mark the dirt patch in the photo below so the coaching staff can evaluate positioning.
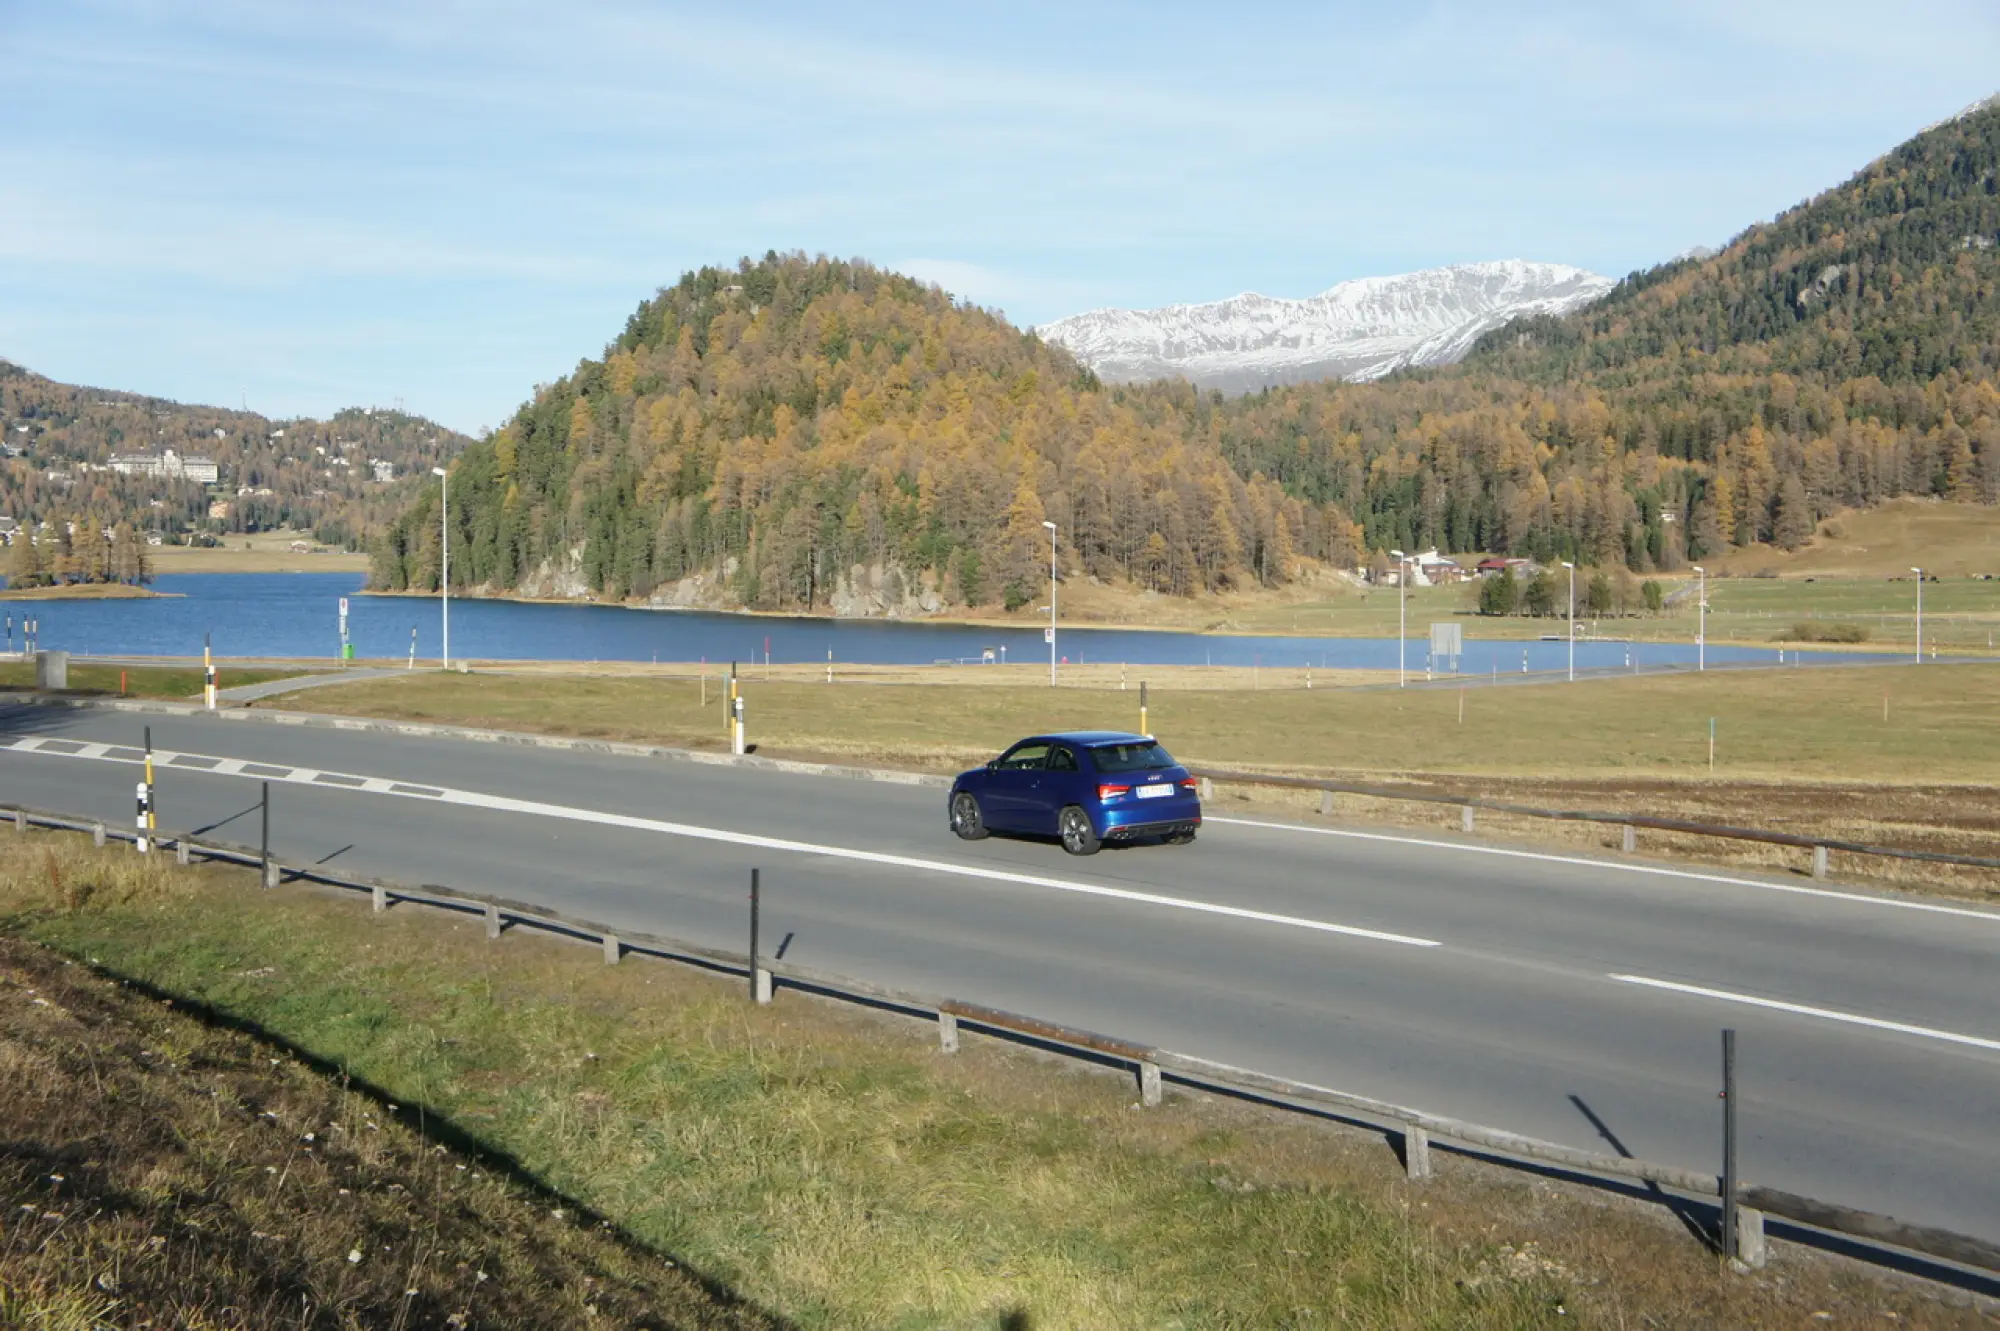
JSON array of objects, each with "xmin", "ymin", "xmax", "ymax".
[{"xmin": 0, "ymin": 935, "xmax": 780, "ymax": 1329}]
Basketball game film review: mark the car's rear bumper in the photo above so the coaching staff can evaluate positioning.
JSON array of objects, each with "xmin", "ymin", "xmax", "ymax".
[{"xmin": 1099, "ymin": 805, "xmax": 1202, "ymax": 840}]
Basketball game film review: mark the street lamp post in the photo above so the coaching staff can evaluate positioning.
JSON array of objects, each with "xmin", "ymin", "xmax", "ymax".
[
  {"xmin": 1043, "ymin": 520, "xmax": 1058, "ymax": 687},
  {"xmin": 1910, "ymin": 567, "xmax": 1924, "ymax": 663},
  {"xmin": 1560, "ymin": 561, "xmax": 1576, "ymax": 682},
  {"xmin": 433, "ymin": 466, "xmax": 450, "ymax": 670},
  {"xmin": 1691, "ymin": 565, "xmax": 1706, "ymax": 672},
  {"xmin": 1389, "ymin": 549, "xmax": 1408, "ymax": 687}
]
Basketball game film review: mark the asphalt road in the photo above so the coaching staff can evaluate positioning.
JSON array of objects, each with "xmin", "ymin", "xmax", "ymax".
[{"xmin": 4, "ymin": 701, "xmax": 1997, "ymax": 1246}]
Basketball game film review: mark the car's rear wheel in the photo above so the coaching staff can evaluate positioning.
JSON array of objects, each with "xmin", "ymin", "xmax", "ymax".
[
  {"xmin": 1165, "ymin": 827, "xmax": 1197, "ymax": 845},
  {"xmin": 950, "ymin": 791, "xmax": 988, "ymax": 841},
  {"xmin": 1059, "ymin": 806, "xmax": 1101, "ymax": 856}
]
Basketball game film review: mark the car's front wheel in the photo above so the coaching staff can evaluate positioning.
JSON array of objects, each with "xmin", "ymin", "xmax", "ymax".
[
  {"xmin": 1059, "ymin": 805, "xmax": 1102, "ymax": 856},
  {"xmin": 950, "ymin": 791, "xmax": 989, "ymax": 841}
]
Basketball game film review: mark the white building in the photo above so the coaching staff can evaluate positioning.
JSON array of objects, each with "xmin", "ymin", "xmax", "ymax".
[
  {"xmin": 108, "ymin": 448, "xmax": 220, "ymax": 485},
  {"xmin": 370, "ymin": 459, "xmax": 395, "ymax": 483}
]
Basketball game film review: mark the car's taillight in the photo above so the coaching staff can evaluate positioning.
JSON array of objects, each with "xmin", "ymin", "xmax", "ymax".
[
  {"xmin": 1097, "ymin": 783, "xmax": 1131, "ymax": 800},
  {"xmin": 1180, "ymin": 778, "xmax": 1200, "ymax": 794}
]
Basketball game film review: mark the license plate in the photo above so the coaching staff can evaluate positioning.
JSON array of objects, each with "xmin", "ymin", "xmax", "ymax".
[{"xmin": 1136, "ymin": 783, "xmax": 1172, "ymax": 800}]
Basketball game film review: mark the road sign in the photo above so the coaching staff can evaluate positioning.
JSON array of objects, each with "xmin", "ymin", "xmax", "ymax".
[{"xmin": 1044, "ymin": 627, "xmax": 1055, "ymax": 643}]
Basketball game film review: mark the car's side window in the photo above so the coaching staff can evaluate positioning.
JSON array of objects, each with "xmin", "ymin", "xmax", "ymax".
[
  {"xmin": 998, "ymin": 742, "xmax": 1050, "ymax": 770},
  {"xmin": 1048, "ymin": 746, "xmax": 1078, "ymax": 772}
]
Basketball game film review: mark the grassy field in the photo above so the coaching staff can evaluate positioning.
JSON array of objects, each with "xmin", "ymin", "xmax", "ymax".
[
  {"xmin": 1, "ymin": 832, "xmax": 1978, "ymax": 1328},
  {"xmin": 275, "ymin": 662, "xmax": 2000, "ymax": 894},
  {"xmin": 0, "ymin": 583, "xmax": 172, "ymax": 601},
  {"xmin": 283, "ymin": 661, "xmax": 2000, "ymax": 786},
  {"xmin": 146, "ymin": 529, "xmax": 370, "ymax": 574},
  {"xmin": 0, "ymin": 661, "xmax": 307, "ymax": 700}
]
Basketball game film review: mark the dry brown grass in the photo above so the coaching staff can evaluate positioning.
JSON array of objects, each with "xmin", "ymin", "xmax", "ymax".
[{"xmin": 0, "ymin": 834, "xmax": 1992, "ymax": 1327}]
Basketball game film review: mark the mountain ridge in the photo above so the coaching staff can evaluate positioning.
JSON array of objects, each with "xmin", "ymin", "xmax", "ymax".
[{"xmin": 1035, "ymin": 260, "xmax": 1614, "ymax": 393}]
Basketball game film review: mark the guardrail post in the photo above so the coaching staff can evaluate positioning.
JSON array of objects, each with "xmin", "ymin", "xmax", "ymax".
[
  {"xmin": 1623, "ymin": 824, "xmax": 1636, "ymax": 854},
  {"xmin": 603, "ymin": 933, "xmax": 620, "ymax": 965},
  {"xmin": 748, "ymin": 868, "xmax": 763, "ymax": 1003},
  {"xmin": 263, "ymin": 860, "xmax": 279, "ymax": 890},
  {"xmin": 93, "ymin": 821, "xmax": 105, "ymax": 848},
  {"xmin": 13, "ymin": 808, "xmax": 24, "ymax": 834},
  {"xmin": 1138, "ymin": 1059, "xmax": 1161, "ymax": 1108},
  {"xmin": 1721, "ymin": 1028, "xmax": 1739, "ymax": 1263},
  {"xmin": 485, "ymin": 901, "xmax": 501, "ymax": 940},
  {"xmin": 1319, "ymin": 790, "xmax": 1333, "ymax": 817},
  {"xmin": 1812, "ymin": 845, "xmax": 1828, "ymax": 879},
  {"xmin": 1198, "ymin": 777, "xmax": 1213, "ymax": 801},
  {"xmin": 1461, "ymin": 805, "xmax": 1474, "ymax": 833},
  {"xmin": 372, "ymin": 885, "xmax": 388, "ymax": 913},
  {"xmin": 259, "ymin": 782, "xmax": 271, "ymax": 888},
  {"xmin": 937, "ymin": 1010, "xmax": 959, "ymax": 1054},
  {"xmin": 1404, "ymin": 1124, "xmax": 1433, "ymax": 1179},
  {"xmin": 176, "ymin": 838, "xmax": 190, "ymax": 867}
]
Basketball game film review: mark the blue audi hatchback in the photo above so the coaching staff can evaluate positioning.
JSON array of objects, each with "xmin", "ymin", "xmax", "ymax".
[{"xmin": 948, "ymin": 731, "xmax": 1202, "ymax": 855}]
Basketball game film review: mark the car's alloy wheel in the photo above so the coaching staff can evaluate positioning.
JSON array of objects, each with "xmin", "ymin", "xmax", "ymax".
[
  {"xmin": 1060, "ymin": 806, "xmax": 1101, "ymax": 856},
  {"xmin": 951, "ymin": 791, "xmax": 988, "ymax": 840}
]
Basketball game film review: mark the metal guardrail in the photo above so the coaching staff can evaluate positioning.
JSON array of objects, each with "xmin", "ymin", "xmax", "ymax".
[
  {"xmin": 9, "ymin": 800, "xmax": 1997, "ymax": 1280},
  {"xmin": 1184, "ymin": 766, "xmax": 2000, "ymax": 877}
]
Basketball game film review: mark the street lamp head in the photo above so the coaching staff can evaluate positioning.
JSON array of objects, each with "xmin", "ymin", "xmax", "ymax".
[
  {"xmin": 1910, "ymin": 566, "xmax": 1923, "ymax": 574},
  {"xmin": 1042, "ymin": 520, "xmax": 1057, "ymax": 531},
  {"xmin": 1389, "ymin": 548, "xmax": 1405, "ymax": 560},
  {"xmin": 1690, "ymin": 565, "xmax": 1704, "ymax": 573},
  {"xmin": 1560, "ymin": 561, "xmax": 1574, "ymax": 569},
  {"xmin": 432, "ymin": 466, "xmax": 447, "ymax": 477}
]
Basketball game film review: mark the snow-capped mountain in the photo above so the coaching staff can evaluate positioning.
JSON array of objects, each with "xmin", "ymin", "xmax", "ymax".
[{"xmin": 1035, "ymin": 260, "xmax": 1614, "ymax": 393}]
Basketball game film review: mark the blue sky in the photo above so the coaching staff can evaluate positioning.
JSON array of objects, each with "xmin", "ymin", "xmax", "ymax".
[{"xmin": 4, "ymin": 1, "xmax": 1998, "ymax": 435}]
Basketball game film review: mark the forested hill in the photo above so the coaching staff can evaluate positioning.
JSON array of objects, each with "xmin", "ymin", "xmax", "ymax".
[
  {"xmin": 372, "ymin": 258, "xmax": 1363, "ymax": 612},
  {"xmin": 1466, "ymin": 94, "xmax": 2000, "ymax": 386},
  {"xmin": 376, "ymin": 100, "xmax": 2000, "ymax": 613},
  {"xmin": 1, "ymin": 361, "xmax": 470, "ymax": 548},
  {"xmin": 1201, "ymin": 96, "xmax": 2000, "ymax": 566}
]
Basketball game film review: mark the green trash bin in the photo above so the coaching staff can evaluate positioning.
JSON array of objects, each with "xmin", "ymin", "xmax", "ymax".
[{"xmin": 342, "ymin": 643, "xmax": 356, "ymax": 661}]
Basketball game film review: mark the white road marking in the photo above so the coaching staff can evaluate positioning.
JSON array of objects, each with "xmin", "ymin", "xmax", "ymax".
[
  {"xmin": 1609, "ymin": 974, "xmax": 2000, "ymax": 1052},
  {"xmin": 1208, "ymin": 814, "xmax": 2000, "ymax": 925},
  {"xmin": 0, "ymin": 738, "xmax": 1442, "ymax": 950}
]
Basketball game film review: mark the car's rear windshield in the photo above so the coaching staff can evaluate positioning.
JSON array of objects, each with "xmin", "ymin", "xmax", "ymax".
[{"xmin": 1090, "ymin": 741, "xmax": 1177, "ymax": 773}]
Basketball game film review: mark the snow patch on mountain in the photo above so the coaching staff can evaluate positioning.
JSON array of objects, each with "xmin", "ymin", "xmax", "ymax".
[{"xmin": 1035, "ymin": 260, "xmax": 1614, "ymax": 393}]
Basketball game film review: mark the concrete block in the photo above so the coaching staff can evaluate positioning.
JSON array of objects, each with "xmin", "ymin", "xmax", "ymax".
[
  {"xmin": 1622, "ymin": 824, "xmax": 1637, "ymax": 854},
  {"xmin": 1461, "ymin": 805, "xmax": 1475, "ymax": 834},
  {"xmin": 262, "ymin": 861, "xmax": 279, "ymax": 890},
  {"xmin": 1404, "ymin": 1124, "xmax": 1433, "ymax": 1179},
  {"xmin": 1812, "ymin": 845, "xmax": 1828, "ymax": 879},
  {"xmin": 1198, "ymin": 777, "xmax": 1213, "ymax": 801},
  {"xmin": 93, "ymin": 822, "xmax": 105, "ymax": 848},
  {"xmin": 1139, "ymin": 1060, "xmax": 1162, "ymax": 1108},
  {"xmin": 753, "ymin": 968, "xmax": 773, "ymax": 1005},
  {"xmin": 34, "ymin": 651, "xmax": 68, "ymax": 690},
  {"xmin": 372, "ymin": 885, "xmax": 388, "ymax": 913},
  {"xmin": 938, "ymin": 1010, "xmax": 959, "ymax": 1054},
  {"xmin": 1733, "ymin": 1206, "xmax": 1767, "ymax": 1270},
  {"xmin": 13, "ymin": 808, "xmax": 24, "ymax": 833},
  {"xmin": 602, "ymin": 933, "xmax": 620, "ymax": 964},
  {"xmin": 1319, "ymin": 790, "xmax": 1333, "ymax": 816},
  {"xmin": 176, "ymin": 838, "xmax": 190, "ymax": 866},
  {"xmin": 485, "ymin": 902, "xmax": 501, "ymax": 939}
]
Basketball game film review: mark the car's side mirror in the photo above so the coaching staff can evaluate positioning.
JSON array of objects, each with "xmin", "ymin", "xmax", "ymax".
[{"xmin": 986, "ymin": 759, "xmax": 998, "ymax": 771}]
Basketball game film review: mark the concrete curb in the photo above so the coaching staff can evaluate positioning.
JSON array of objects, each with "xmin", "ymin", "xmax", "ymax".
[{"xmin": 3, "ymin": 692, "xmax": 957, "ymax": 790}]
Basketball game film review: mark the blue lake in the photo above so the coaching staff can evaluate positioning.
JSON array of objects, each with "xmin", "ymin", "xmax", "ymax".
[{"xmin": 4, "ymin": 572, "xmax": 1850, "ymax": 672}]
